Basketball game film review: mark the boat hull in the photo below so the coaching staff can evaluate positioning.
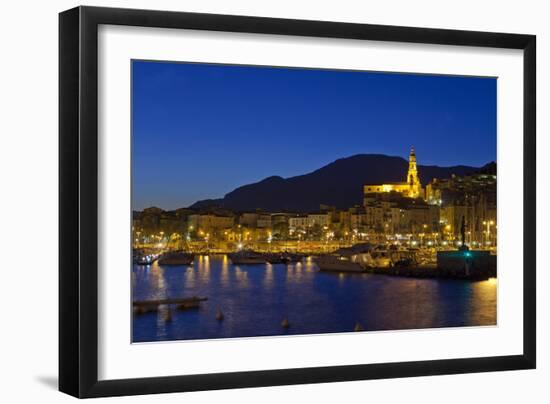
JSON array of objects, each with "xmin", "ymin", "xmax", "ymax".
[
  {"xmin": 134, "ymin": 257, "xmax": 155, "ymax": 265},
  {"xmin": 158, "ymin": 252, "xmax": 194, "ymax": 266},
  {"xmin": 228, "ymin": 251, "xmax": 266, "ymax": 265},
  {"xmin": 314, "ymin": 256, "xmax": 366, "ymax": 273}
]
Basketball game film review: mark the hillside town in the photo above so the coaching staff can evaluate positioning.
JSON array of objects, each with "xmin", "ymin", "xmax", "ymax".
[
  {"xmin": 129, "ymin": 62, "xmax": 498, "ymax": 343},
  {"xmin": 132, "ymin": 148, "xmax": 496, "ymax": 255}
]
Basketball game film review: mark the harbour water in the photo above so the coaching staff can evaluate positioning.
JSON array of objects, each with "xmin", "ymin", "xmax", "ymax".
[{"xmin": 132, "ymin": 255, "xmax": 496, "ymax": 342}]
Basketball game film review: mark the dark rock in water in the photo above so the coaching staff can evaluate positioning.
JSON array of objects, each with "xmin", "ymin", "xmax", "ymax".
[
  {"xmin": 281, "ymin": 318, "xmax": 290, "ymax": 328},
  {"xmin": 216, "ymin": 309, "xmax": 224, "ymax": 321}
]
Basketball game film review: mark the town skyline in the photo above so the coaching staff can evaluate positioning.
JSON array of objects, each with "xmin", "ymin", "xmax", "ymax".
[
  {"xmin": 132, "ymin": 61, "xmax": 496, "ymax": 210},
  {"xmin": 133, "ymin": 150, "xmax": 494, "ymax": 211},
  {"xmin": 132, "ymin": 146, "xmax": 497, "ymax": 252}
]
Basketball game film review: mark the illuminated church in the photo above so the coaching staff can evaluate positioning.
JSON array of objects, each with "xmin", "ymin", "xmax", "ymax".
[{"xmin": 363, "ymin": 147, "xmax": 423, "ymax": 199}]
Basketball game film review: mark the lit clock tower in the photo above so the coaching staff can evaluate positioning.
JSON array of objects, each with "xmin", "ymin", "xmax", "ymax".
[{"xmin": 407, "ymin": 147, "xmax": 421, "ymax": 198}]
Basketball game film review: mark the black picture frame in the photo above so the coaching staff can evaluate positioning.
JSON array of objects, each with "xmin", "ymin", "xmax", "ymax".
[{"xmin": 59, "ymin": 5, "xmax": 536, "ymax": 398}]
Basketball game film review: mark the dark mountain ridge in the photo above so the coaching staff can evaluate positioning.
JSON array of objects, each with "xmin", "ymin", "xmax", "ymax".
[{"xmin": 189, "ymin": 154, "xmax": 490, "ymax": 212}]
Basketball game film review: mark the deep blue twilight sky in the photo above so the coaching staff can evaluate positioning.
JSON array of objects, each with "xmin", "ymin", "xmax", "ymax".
[{"xmin": 132, "ymin": 61, "xmax": 496, "ymax": 210}]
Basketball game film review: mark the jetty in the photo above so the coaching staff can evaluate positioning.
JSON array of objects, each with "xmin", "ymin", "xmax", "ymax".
[
  {"xmin": 133, "ymin": 296, "xmax": 207, "ymax": 312},
  {"xmin": 363, "ymin": 265, "xmax": 495, "ymax": 280}
]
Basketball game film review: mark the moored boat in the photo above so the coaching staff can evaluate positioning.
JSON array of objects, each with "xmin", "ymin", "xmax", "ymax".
[
  {"xmin": 265, "ymin": 253, "xmax": 287, "ymax": 264},
  {"xmin": 370, "ymin": 250, "xmax": 392, "ymax": 268},
  {"xmin": 228, "ymin": 250, "xmax": 266, "ymax": 265},
  {"xmin": 314, "ymin": 254, "xmax": 366, "ymax": 273},
  {"xmin": 284, "ymin": 252, "xmax": 305, "ymax": 262},
  {"xmin": 157, "ymin": 251, "xmax": 194, "ymax": 266},
  {"xmin": 134, "ymin": 254, "xmax": 156, "ymax": 265},
  {"xmin": 265, "ymin": 252, "xmax": 302, "ymax": 264}
]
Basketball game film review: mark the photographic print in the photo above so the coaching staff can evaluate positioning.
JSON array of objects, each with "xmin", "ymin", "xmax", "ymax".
[{"xmin": 131, "ymin": 61, "xmax": 497, "ymax": 343}]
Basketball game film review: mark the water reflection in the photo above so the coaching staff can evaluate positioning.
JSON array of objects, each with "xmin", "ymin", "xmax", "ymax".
[
  {"xmin": 220, "ymin": 255, "xmax": 230, "ymax": 286},
  {"xmin": 234, "ymin": 266, "xmax": 249, "ymax": 288},
  {"xmin": 149, "ymin": 263, "xmax": 166, "ymax": 300},
  {"xmin": 132, "ymin": 255, "xmax": 497, "ymax": 342},
  {"xmin": 264, "ymin": 264, "xmax": 274, "ymax": 288},
  {"xmin": 467, "ymin": 277, "xmax": 497, "ymax": 325},
  {"xmin": 198, "ymin": 255, "xmax": 210, "ymax": 281},
  {"xmin": 184, "ymin": 266, "xmax": 196, "ymax": 287}
]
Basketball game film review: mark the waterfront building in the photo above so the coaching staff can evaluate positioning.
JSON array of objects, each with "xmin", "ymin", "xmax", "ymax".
[
  {"xmin": 159, "ymin": 211, "xmax": 179, "ymax": 232},
  {"xmin": 358, "ymin": 195, "xmax": 439, "ymax": 235},
  {"xmin": 188, "ymin": 212, "xmax": 235, "ymax": 238},
  {"xmin": 364, "ymin": 205, "xmax": 384, "ymax": 231},
  {"xmin": 237, "ymin": 211, "xmax": 285, "ymax": 231},
  {"xmin": 363, "ymin": 147, "xmax": 423, "ymax": 201},
  {"xmin": 426, "ymin": 168, "xmax": 496, "ymax": 206},
  {"xmin": 338, "ymin": 210, "xmax": 352, "ymax": 233},
  {"xmin": 270, "ymin": 213, "xmax": 290, "ymax": 239},
  {"xmin": 388, "ymin": 207, "xmax": 406, "ymax": 234},
  {"xmin": 307, "ymin": 212, "xmax": 331, "ymax": 228},
  {"xmin": 137, "ymin": 206, "xmax": 162, "ymax": 230},
  {"xmin": 271, "ymin": 213, "xmax": 290, "ymax": 227},
  {"xmin": 402, "ymin": 201, "xmax": 440, "ymax": 234},
  {"xmin": 133, "ymin": 207, "xmax": 189, "ymax": 238},
  {"xmin": 428, "ymin": 167, "xmax": 496, "ymax": 245},
  {"xmin": 257, "ymin": 213, "xmax": 272, "ymax": 229},
  {"xmin": 350, "ymin": 207, "xmax": 369, "ymax": 233},
  {"xmin": 440, "ymin": 199, "xmax": 496, "ymax": 245},
  {"xmin": 289, "ymin": 214, "xmax": 308, "ymax": 232},
  {"xmin": 239, "ymin": 212, "xmax": 259, "ymax": 228}
]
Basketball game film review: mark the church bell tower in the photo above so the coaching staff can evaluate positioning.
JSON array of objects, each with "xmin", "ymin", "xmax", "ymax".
[{"xmin": 407, "ymin": 147, "xmax": 421, "ymax": 198}]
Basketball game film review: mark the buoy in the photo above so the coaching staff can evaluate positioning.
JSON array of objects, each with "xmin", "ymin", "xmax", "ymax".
[
  {"xmin": 164, "ymin": 309, "xmax": 172, "ymax": 322},
  {"xmin": 281, "ymin": 318, "xmax": 290, "ymax": 328},
  {"xmin": 216, "ymin": 309, "xmax": 224, "ymax": 321},
  {"xmin": 354, "ymin": 322, "xmax": 364, "ymax": 332}
]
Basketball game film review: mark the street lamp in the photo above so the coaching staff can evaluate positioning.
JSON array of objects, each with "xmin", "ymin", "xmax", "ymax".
[{"xmin": 444, "ymin": 224, "xmax": 452, "ymax": 242}]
